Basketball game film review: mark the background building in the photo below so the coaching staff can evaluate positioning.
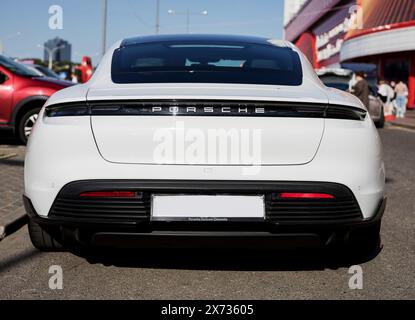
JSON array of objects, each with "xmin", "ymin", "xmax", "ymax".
[
  {"xmin": 283, "ymin": 0, "xmax": 308, "ymax": 27},
  {"xmin": 43, "ymin": 37, "xmax": 72, "ymax": 63},
  {"xmin": 284, "ymin": 0, "xmax": 415, "ymax": 109}
]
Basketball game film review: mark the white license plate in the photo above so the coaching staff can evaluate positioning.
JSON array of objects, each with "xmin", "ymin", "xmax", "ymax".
[{"xmin": 151, "ymin": 195, "xmax": 265, "ymax": 221}]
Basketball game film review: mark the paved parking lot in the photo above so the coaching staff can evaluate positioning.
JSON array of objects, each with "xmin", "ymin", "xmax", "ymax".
[
  {"xmin": 0, "ymin": 142, "xmax": 25, "ymax": 231},
  {"xmin": 0, "ymin": 127, "xmax": 414, "ymax": 299}
]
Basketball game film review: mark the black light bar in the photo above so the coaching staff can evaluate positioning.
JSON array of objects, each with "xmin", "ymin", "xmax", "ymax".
[
  {"xmin": 45, "ymin": 100, "xmax": 366, "ymax": 120},
  {"xmin": 45, "ymin": 103, "xmax": 89, "ymax": 117}
]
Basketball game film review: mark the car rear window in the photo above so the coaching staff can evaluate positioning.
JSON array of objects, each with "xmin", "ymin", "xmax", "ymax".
[{"xmin": 111, "ymin": 41, "xmax": 303, "ymax": 86}]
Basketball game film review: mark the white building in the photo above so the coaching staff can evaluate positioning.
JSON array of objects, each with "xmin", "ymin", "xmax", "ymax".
[{"xmin": 283, "ymin": 0, "xmax": 307, "ymax": 26}]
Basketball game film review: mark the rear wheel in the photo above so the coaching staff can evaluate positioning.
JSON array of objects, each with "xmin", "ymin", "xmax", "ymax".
[
  {"xmin": 18, "ymin": 108, "xmax": 41, "ymax": 144},
  {"xmin": 28, "ymin": 219, "xmax": 64, "ymax": 252}
]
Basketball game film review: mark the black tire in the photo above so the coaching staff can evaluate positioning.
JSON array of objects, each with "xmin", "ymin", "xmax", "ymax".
[
  {"xmin": 375, "ymin": 107, "xmax": 385, "ymax": 128},
  {"xmin": 345, "ymin": 221, "xmax": 381, "ymax": 260},
  {"xmin": 28, "ymin": 219, "xmax": 64, "ymax": 252},
  {"xmin": 18, "ymin": 108, "xmax": 41, "ymax": 144}
]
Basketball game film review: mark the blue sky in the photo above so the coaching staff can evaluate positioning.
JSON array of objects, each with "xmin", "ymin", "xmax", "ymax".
[{"xmin": 0, "ymin": 0, "xmax": 284, "ymax": 64}]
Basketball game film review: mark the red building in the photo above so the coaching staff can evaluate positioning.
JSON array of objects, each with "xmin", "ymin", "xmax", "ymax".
[{"xmin": 284, "ymin": 0, "xmax": 415, "ymax": 109}]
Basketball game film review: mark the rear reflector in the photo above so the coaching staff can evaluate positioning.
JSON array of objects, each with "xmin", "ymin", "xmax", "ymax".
[
  {"xmin": 79, "ymin": 191, "xmax": 136, "ymax": 198},
  {"xmin": 279, "ymin": 192, "xmax": 335, "ymax": 199}
]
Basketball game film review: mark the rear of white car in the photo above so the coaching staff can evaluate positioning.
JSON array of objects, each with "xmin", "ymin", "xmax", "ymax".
[{"xmin": 23, "ymin": 35, "xmax": 386, "ymax": 256}]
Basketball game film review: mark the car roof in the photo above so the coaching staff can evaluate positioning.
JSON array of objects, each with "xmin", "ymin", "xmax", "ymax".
[{"xmin": 120, "ymin": 34, "xmax": 289, "ymax": 48}]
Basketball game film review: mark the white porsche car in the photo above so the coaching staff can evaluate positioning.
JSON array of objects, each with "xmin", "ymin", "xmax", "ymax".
[{"xmin": 24, "ymin": 35, "xmax": 386, "ymax": 256}]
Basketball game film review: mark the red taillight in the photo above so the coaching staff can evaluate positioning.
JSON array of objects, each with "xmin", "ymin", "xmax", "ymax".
[
  {"xmin": 279, "ymin": 192, "xmax": 335, "ymax": 199},
  {"xmin": 79, "ymin": 191, "xmax": 136, "ymax": 198}
]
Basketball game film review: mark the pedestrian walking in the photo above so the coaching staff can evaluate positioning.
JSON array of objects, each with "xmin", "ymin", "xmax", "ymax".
[
  {"xmin": 394, "ymin": 80, "xmax": 408, "ymax": 118},
  {"xmin": 351, "ymin": 71, "xmax": 370, "ymax": 109},
  {"xmin": 378, "ymin": 80, "xmax": 395, "ymax": 117}
]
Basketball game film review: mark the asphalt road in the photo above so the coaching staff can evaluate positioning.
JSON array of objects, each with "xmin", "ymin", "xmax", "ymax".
[{"xmin": 0, "ymin": 126, "xmax": 414, "ymax": 299}]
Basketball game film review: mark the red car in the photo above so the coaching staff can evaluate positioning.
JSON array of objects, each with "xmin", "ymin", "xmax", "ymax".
[{"xmin": 0, "ymin": 55, "xmax": 73, "ymax": 143}]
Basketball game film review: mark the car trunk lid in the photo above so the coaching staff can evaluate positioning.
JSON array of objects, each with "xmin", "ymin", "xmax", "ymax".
[{"xmin": 88, "ymin": 84, "xmax": 327, "ymax": 166}]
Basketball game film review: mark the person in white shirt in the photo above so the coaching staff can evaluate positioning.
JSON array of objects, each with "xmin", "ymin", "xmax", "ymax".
[{"xmin": 378, "ymin": 80, "xmax": 395, "ymax": 117}]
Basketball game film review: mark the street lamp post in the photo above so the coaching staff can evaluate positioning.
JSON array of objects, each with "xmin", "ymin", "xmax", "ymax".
[
  {"xmin": 155, "ymin": 0, "xmax": 160, "ymax": 34},
  {"xmin": 101, "ymin": 0, "xmax": 108, "ymax": 58},
  {"xmin": 38, "ymin": 44, "xmax": 66, "ymax": 69},
  {"xmin": 167, "ymin": 9, "xmax": 208, "ymax": 34}
]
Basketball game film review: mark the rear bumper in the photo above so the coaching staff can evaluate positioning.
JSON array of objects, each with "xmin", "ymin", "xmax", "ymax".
[
  {"xmin": 0, "ymin": 124, "xmax": 13, "ymax": 130},
  {"xmin": 23, "ymin": 180, "xmax": 386, "ymax": 248},
  {"xmin": 24, "ymin": 195, "xmax": 386, "ymax": 228}
]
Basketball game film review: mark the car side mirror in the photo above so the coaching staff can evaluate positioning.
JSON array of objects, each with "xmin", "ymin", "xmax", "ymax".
[{"xmin": 0, "ymin": 72, "xmax": 8, "ymax": 84}]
